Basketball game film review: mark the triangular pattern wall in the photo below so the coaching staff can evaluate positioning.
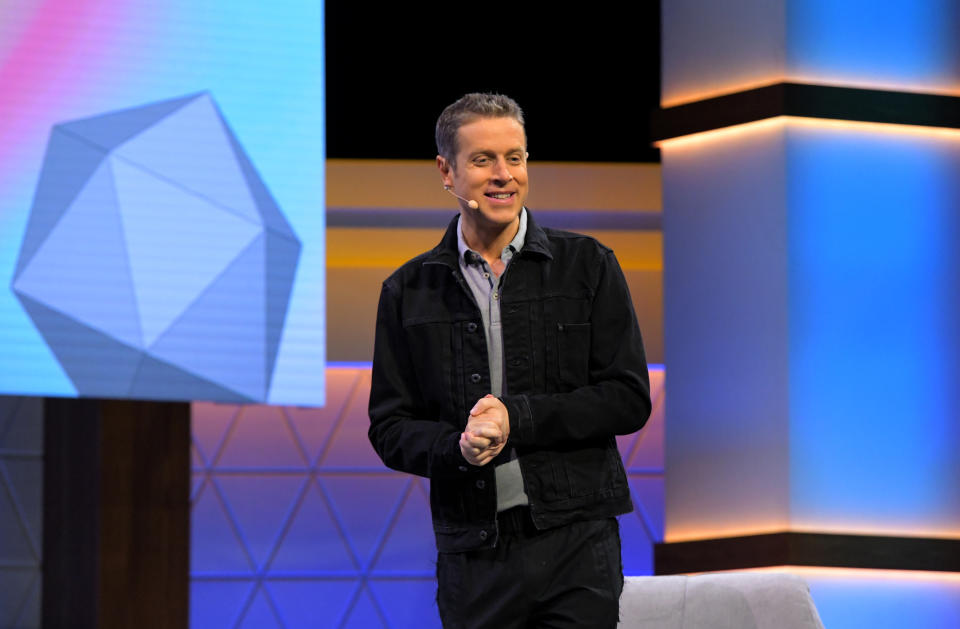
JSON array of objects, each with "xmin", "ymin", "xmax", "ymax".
[{"xmin": 191, "ymin": 366, "xmax": 665, "ymax": 628}]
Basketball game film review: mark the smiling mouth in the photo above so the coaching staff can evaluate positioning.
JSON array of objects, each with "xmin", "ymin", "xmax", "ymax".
[{"xmin": 485, "ymin": 192, "xmax": 515, "ymax": 199}]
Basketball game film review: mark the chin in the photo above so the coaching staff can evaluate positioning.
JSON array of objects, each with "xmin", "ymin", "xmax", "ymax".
[{"xmin": 479, "ymin": 205, "xmax": 522, "ymax": 223}]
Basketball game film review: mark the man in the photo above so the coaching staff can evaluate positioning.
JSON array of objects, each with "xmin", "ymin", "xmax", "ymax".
[{"xmin": 368, "ymin": 93, "xmax": 650, "ymax": 628}]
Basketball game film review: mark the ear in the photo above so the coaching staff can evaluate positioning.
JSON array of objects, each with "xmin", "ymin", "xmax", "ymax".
[{"xmin": 437, "ymin": 154, "xmax": 453, "ymax": 187}]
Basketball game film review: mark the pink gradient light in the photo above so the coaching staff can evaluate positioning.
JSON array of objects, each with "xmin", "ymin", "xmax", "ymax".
[{"xmin": 0, "ymin": 0, "xmax": 122, "ymax": 190}]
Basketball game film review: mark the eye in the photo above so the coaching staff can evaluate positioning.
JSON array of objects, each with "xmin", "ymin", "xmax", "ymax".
[
  {"xmin": 508, "ymin": 155, "xmax": 524, "ymax": 164},
  {"xmin": 473, "ymin": 156, "xmax": 490, "ymax": 166}
]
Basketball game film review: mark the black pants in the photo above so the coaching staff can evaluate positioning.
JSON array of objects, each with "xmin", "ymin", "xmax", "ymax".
[{"xmin": 436, "ymin": 509, "xmax": 623, "ymax": 629}]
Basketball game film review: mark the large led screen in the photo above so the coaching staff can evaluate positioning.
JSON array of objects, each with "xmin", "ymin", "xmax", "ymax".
[{"xmin": 0, "ymin": 1, "xmax": 325, "ymax": 405}]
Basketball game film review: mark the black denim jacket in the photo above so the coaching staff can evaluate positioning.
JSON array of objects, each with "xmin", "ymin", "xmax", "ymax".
[{"xmin": 368, "ymin": 210, "xmax": 651, "ymax": 553}]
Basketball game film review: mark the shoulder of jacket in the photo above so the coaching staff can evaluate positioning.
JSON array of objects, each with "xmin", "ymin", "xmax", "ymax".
[
  {"xmin": 382, "ymin": 248, "xmax": 446, "ymax": 291},
  {"xmin": 540, "ymin": 226, "xmax": 613, "ymax": 256}
]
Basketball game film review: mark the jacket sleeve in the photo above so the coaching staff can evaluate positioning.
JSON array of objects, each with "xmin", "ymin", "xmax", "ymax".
[
  {"xmin": 500, "ymin": 250, "xmax": 651, "ymax": 448},
  {"xmin": 367, "ymin": 280, "xmax": 466, "ymax": 478}
]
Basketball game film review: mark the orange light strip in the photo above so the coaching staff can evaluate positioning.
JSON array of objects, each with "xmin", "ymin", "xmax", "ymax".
[
  {"xmin": 664, "ymin": 525, "xmax": 788, "ymax": 544},
  {"xmin": 657, "ymin": 115, "xmax": 960, "ymax": 149},
  {"xmin": 327, "ymin": 228, "xmax": 663, "ymax": 271},
  {"xmin": 662, "ymin": 78, "xmax": 785, "ymax": 108},
  {"xmin": 655, "ymin": 116, "xmax": 786, "ymax": 150},
  {"xmin": 663, "ymin": 77, "xmax": 960, "ymax": 109},
  {"xmin": 705, "ymin": 565, "xmax": 960, "ymax": 584},
  {"xmin": 665, "ymin": 527, "xmax": 960, "ymax": 545}
]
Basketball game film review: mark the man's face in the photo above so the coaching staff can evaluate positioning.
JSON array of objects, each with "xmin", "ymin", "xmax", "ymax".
[{"xmin": 438, "ymin": 116, "xmax": 528, "ymax": 230}]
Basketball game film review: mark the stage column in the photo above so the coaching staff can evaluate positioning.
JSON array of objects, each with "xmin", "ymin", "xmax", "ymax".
[{"xmin": 657, "ymin": 2, "xmax": 960, "ymax": 626}]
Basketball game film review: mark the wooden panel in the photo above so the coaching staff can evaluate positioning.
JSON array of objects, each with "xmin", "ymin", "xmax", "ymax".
[{"xmin": 43, "ymin": 398, "xmax": 190, "ymax": 629}]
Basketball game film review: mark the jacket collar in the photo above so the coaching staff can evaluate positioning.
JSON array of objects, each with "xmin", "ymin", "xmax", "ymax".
[{"xmin": 424, "ymin": 208, "xmax": 553, "ymax": 270}]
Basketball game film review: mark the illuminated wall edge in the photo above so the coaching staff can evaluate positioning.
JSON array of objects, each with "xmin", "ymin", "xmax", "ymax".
[
  {"xmin": 654, "ymin": 532, "xmax": 960, "ymax": 576},
  {"xmin": 657, "ymin": 115, "xmax": 960, "ymax": 150},
  {"xmin": 653, "ymin": 81, "xmax": 960, "ymax": 145},
  {"xmin": 662, "ymin": 77, "xmax": 960, "ymax": 109}
]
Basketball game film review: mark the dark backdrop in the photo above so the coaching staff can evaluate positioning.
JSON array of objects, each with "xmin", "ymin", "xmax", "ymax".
[{"xmin": 325, "ymin": 2, "xmax": 661, "ymax": 162}]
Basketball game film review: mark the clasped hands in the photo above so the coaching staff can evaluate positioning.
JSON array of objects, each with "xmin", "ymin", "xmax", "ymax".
[{"xmin": 459, "ymin": 394, "xmax": 509, "ymax": 466}]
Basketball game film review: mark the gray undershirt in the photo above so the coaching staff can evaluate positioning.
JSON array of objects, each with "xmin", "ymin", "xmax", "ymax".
[{"xmin": 457, "ymin": 210, "xmax": 529, "ymax": 512}]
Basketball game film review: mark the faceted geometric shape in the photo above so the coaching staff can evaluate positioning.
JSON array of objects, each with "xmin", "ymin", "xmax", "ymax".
[
  {"xmin": 14, "ymin": 161, "xmax": 142, "ymax": 348},
  {"xmin": 130, "ymin": 353, "xmax": 248, "ymax": 402},
  {"xmin": 17, "ymin": 294, "xmax": 143, "ymax": 397},
  {"xmin": 110, "ymin": 157, "xmax": 259, "ymax": 347},
  {"xmin": 58, "ymin": 93, "xmax": 199, "ymax": 154},
  {"xmin": 113, "ymin": 96, "xmax": 262, "ymax": 225},
  {"xmin": 11, "ymin": 92, "xmax": 300, "ymax": 403},
  {"xmin": 147, "ymin": 233, "xmax": 267, "ymax": 399},
  {"xmin": 13, "ymin": 130, "xmax": 115, "ymax": 278},
  {"xmin": 225, "ymin": 129, "xmax": 298, "ymax": 242}
]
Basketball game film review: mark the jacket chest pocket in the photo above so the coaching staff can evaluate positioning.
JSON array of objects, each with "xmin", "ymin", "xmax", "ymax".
[{"xmin": 540, "ymin": 296, "xmax": 591, "ymax": 392}]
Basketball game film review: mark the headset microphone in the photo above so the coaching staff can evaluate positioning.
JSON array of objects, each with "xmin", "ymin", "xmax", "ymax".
[{"xmin": 444, "ymin": 185, "xmax": 479, "ymax": 210}]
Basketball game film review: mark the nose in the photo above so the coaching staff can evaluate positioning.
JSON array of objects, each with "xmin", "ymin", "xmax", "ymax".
[{"xmin": 492, "ymin": 157, "xmax": 513, "ymax": 183}]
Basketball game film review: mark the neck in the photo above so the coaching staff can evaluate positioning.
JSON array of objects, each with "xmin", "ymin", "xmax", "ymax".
[{"xmin": 460, "ymin": 211, "xmax": 520, "ymax": 265}]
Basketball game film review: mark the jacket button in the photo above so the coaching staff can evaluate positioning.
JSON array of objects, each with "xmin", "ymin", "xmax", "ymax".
[
  {"xmin": 479, "ymin": 530, "xmax": 488, "ymax": 541},
  {"xmin": 467, "ymin": 322, "xmax": 478, "ymax": 333},
  {"xmin": 470, "ymin": 373, "xmax": 481, "ymax": 383},
  {"xmin": 475, "ymin": 480, "xmax": 485, "ymax": 489},
  {"xmin": 458, "ymin": 466, "xmax": 468, "ymax": 472}
]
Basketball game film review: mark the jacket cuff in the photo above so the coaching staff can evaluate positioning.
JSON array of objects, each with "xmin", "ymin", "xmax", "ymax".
[
  {"xmin": 441, "ymin": 430, "xmax": 469, "ymax": 470},
  {"xmin": 500, "ymin": 394, "xmax": 532, "ymax": 447}
]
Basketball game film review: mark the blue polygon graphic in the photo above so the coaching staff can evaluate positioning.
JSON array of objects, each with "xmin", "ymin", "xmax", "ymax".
[{"xmin": 11, "ymin": 93, "xmax": 301, "ymax": 403}]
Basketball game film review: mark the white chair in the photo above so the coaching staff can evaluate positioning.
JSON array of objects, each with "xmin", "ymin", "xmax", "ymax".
[{"xmin": 618, "ymin": 573, "xmax": 825, "ymax": 629}]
